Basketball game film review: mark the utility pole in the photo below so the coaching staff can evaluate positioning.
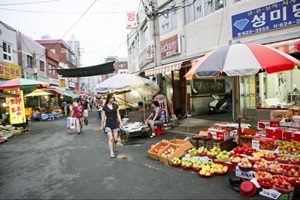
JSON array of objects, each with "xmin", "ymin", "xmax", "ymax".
[{"xmin": 151, "ymin": 0, "xmax": 163, "ymax": 92}]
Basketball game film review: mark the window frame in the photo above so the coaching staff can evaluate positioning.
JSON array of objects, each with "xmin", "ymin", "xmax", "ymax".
[
  {"xmin": 3, "ymin": 41, "xmax": 13, "ymax": 62},
  {"xmin": 27, "ymin": 55, "xmax": 33, "ymax": 68},
  {"xmin": 40, "ymin": 60, "xmax": 45, "ymax": 72}
]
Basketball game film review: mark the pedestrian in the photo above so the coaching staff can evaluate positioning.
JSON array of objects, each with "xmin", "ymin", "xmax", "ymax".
[
  {"xmin": 138, "ymin": 102, "xmax": 145, "ymax": 111},
  {"xmin": 61, "ymin": 99, "xmax": 67, "ymax": 116},
  {"xmin": 81, "ymin": 95, "xmax": 90, "ymax": 125},
  {"xmin": 70, "ymin": 100, "xmax": 84, "ymax": 134},
  {"xmin": 144, "ymin": 100, "xmax": 163, "ymax": 138},
  {"xmin": 100, "ymin": 93, "xmax": 123, "ymax": 158}
]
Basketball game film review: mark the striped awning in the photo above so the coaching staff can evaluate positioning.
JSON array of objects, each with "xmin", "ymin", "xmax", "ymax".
[
  {"xmin": 268, "ymin": 38, "xmax": 300, "ymax": 54},
  {"xmin": 144, "ymin": 61, "xmax": 183, "ymax": 76}
]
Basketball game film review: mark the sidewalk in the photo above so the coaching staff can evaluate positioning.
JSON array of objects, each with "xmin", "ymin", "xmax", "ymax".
[{"xmin": 168, "ymin": 112, "xmax": 256, "ymax": 135}]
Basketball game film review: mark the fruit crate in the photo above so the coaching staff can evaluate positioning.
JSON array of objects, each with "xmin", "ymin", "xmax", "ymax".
[
  {"xmin": 157, "ymin": 144, "xmax": 185, "ymax": 165},
  {"xmin": 169, "ymin": 139, "xmax": 193, "ymax": 151},
  {"xmin": 148, "ymin": 141, "xmax": 170, "ymax": 160},
  {"xmin": 213, "ymin": 139, "xmax": 234, "ymax": 151}
]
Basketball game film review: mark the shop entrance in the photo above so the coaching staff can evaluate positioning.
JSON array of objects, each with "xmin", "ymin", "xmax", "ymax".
[{"xmin": 240, "ymin": 75, "xmax": 256, "ymax": 120}]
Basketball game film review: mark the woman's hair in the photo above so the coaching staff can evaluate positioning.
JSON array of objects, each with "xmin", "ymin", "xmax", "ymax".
[
  {"xmin": 152, "ymin": 100, "xmax": 159, "ymax": 107},
  {"xmin": 138, "ymin": 102, "xmax": 143, "ymax": 107},
  {"xmin": 105, "ymin": 93, "xmax": 118, "ymax": 111},
  {"xmin": 77, "ymin": 99, "xmax": 81, "ymax": 104},
  {"xmin": 105, "ymin": 93, "xmax": 114, "ymax": 105}
]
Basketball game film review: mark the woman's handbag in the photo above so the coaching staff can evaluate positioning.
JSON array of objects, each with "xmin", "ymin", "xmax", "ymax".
[{"xmin": 84, "ymin": 118, "xmax": 88, "ymax": 126}]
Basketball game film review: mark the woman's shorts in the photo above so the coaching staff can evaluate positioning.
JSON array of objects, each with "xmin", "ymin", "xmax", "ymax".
[{"xmin": 105, "ymin": 127, "xmax": 118, "ymax": 134}]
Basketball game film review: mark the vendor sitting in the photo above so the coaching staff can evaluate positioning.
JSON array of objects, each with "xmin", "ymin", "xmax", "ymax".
[
  {"xmin": 32, "ymin": 108, "xmax": 41, "ymax": 121},
  {"xmin": 52, "ymin": 106, "xmax": 63, "ymax": 115}
]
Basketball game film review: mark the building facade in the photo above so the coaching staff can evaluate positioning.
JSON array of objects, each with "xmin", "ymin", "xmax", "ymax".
[
  {"xmin": 0, "ymin": 21, "xmax": 22, "ymax": 81},
  {"xmin": 127, "ymin": 0, "xmax": 300, "ymax": 120},
  {"xmin": 36, "ymin": 39, "xmax": 79, "ymax": 91}
]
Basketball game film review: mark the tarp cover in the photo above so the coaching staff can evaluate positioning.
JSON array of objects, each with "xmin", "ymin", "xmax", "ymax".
[{"xmin": 56, "ymin": 61, "xmax": 115, "ymax": 77}]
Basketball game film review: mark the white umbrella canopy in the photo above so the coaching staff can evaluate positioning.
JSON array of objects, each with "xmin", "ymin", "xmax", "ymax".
[
  {"xmin": 25, "ymin": 89, "xmax": 52, "ymax": 97},
  {"xmin": 95, "ymin": 74, "xmax": 160, "ymax": 99}
]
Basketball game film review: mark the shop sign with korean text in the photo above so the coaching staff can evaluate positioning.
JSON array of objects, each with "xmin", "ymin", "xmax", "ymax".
[
  {"xmin": 232, "ymin": 0, "xmax": 300, "ymax": 38},
  {"xmin": 0, "ymin": 60, "xmax": 22, "ymax": 79},
  {"xmin": 126, "ymin": 12, "xmax": 137, "ymax": 29},
  {"xmin": 8, "ymin": 90, "xmax": 26, "ymax": 124},
  {"xmin": 138, "ymin": 34, "xmax": 181, "ymax": 67}
]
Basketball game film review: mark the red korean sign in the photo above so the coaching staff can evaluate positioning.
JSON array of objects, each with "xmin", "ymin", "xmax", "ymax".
[
  {"xmin": 8, "ymin": 90, "xmax": 26, "ymax": 124},
  {"xmin": 126, "ymin": 12, "xmax": 137, "ymax": 29}
]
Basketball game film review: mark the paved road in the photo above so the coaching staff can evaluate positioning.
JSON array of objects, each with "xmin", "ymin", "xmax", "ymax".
[{"xmin": 0, "ymin": 111, "xmax": 271, "ymax": 199}]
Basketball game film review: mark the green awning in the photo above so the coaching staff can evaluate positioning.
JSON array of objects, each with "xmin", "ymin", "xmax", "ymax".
[{"xmin": 64, "ymin": 90, "xmax": 80, "ymax": 99}]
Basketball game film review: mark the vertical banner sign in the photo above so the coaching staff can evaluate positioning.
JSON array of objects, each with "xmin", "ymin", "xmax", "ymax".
[
  {"xmin": 8, "ymin": 90, "xmax": 26, "ymax": 124},
  {"xmin": 126, "ymin": 12, "xmax": 137, "ymax": 29},
  {"xmin": 154, "ymin": 94, "xmax": 169, "ymax": 123}
]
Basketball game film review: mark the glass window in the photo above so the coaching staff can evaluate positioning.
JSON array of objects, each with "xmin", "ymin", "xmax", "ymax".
[
  {"xmin": 194, "ymin": 0, "xmax": 204, "ymax": 20},
  {"xmin": 50, "ymin": 49, "xmax": 56, "ymax": 53},
  {"xmin": 140, "ymin": 26, "xmax": 149, "ymax": 49},
  {"xmin": 48, "ymin": 64, "xmax": 56, "ymax": 75},
  {"xmin": 184, "ymin": 0, "xmax": 225, "ymax": 24},
  {"xmin": 27, "ymin": 55, "xmax": 33, "ymax": 68},
  {"xmin": 40, "ymin": 60, "xmax": 45, "ymax": 72},
  {"xmin": 159, "ymin": 2, "xmax": 177, "ymax": 35},
  {"xmin": 257, "ymin": 70, "xmax": 300, "ymax": 108},
  {"xmin": 3, "ymin": 42, "xmax": 13, "ymax": 62},
  {"xmin": 184, "ymin": 0, "xmax": 195, "ymax": 24},
  {"xmin": 204, "ymin": 0, "xmax": 214, "ymax": 16}
]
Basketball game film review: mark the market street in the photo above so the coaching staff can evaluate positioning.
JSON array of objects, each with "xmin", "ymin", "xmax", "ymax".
[{"xmin": 0, "ymin": 111, "xmax": 269, "ymax": 199}]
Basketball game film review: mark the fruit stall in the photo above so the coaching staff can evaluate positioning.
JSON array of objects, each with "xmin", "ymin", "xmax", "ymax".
[{"xmin": 148, "ymin": 118, "xmax": 300, "ymax": 200}]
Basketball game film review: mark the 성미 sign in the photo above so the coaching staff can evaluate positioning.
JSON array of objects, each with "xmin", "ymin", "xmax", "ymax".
[{"xmin": 232, "ymin": 0, "xmax": 300, "ymax": 38}]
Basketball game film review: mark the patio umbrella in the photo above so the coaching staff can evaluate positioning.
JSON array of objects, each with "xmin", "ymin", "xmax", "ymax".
[
  {"xmin": 25, "ymin": 89, "xmax": 52, "ymax": 97},
  {"xmin": 95, "ymin": 74, "xmax": 159, "ymax": 118},
  {"xmin": 0, "ymin": 78, "xmax": 50, "ymax": 91},
  {"xmin": 185, "ymin": 43, "xmax": 300, "ymax": 79},
  {"xmin": 95, "ymin": 74, "xmax": 159, "ymax": 96}
]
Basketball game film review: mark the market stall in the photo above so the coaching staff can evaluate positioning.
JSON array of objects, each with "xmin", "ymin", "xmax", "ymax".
[{"xmin": 147, "ymin": 113, "xmax": 300, "ymax": 200}]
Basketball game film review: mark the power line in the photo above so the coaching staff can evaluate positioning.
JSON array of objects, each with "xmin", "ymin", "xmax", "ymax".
[
  {"xmin": 0, "ymin": 0, "xmax": 59, "ymax": 6},
  {"xmin": 31, "ymin": 0, "xmax": 99, "ymax": 69},
  {"xmin": 0, "ymin": 7, "xmax": 135, "ymax": 14}
]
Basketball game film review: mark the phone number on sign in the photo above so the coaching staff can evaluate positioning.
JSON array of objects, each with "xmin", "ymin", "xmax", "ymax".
[{"xmin": 238, "ymin": 19, "xmax": 300, "ymax": 37}]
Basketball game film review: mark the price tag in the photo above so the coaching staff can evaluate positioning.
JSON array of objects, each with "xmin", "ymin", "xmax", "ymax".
[{"xmin": 259, "ymin": 188, "xmax": 281, "ymax": 199}]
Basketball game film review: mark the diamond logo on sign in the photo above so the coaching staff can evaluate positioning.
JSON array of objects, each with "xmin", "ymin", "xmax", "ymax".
[{"xmin": 233, "ymin": 18, "xmax": 249, "ymax": 31}]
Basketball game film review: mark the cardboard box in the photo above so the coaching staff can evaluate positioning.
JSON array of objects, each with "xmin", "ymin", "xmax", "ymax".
[
  {"xmin": 239, "ymin": 136, "xmax": 253, "ymax": 146},
  {"xmin": 270, "ymin": 110, "xmax": 288, "ymax": 120},
  {"xmin": 189, "ymin": 138, "xmax": 213, "ymax": 150},
  {"xmin": 213, "ymin": 139, "xmax": 234, "ymax": 151},
  {"xmin": 293, "ymin": 131, "xmax": 300, "ymax": 142},
  {"xmin": 169, "ymin": 139, "xmax": 193, "ymax": 151},
  {"xmin": 252, "ymin": 137, "xmax": 277, "ymax": 151},
  {"xmin": 148, "ymin": 141, "xmax": 169, "ymax": 160},
  {"xmin": 275, "ymin": 127, "xmax": 287, "ymax": 140},
  {"xmin": 257, "ymin": 119, "xmax": 280, "ymax": 130},
  {"xmin": 157, "ymin": 143, "xmax": 185, "ymax": 164},
  {"xmin": 280, "ymin": 117, "xmax": 300, "ymax": 128},
  {"xmin": 207, "ymin": 128, "xmax": 229, "ymax": 141},
  {"xmin": 266, "ymin": 127, "xmax": 279, "ymax": 139},
  {"xmin": 282, "ymin": 128, "xmax": 298, "ymax": 141},
  {"xmin": 235, "ymin": 166, "xmax": 255, "ymax": 179}
]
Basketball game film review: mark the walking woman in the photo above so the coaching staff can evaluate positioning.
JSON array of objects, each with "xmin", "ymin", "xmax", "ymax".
[
  {"xmin": 100, "ymin": 93, "xmax": 123, "ymax": 158},
  {"xmin": 71, "ymin": 99, "xmax": 85, "ymax": 134}
]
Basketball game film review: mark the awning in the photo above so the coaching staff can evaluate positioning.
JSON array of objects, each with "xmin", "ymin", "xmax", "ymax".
[
  {"xmin": 144, "ymin": 61, "xmax": 183, "ymax": 76},
  {"xmin": 43, "ymin": 88, "xmax": 68, "ymax": 96},
  {"xmin": 64, "ymin": 89, "xmax": 80, "ymax": 99},
  {"xmin": 56, "ymin": 61, "xmax": 115, "ymax": 77},
  {"xmin": 267, "ymin": 38, "xmax": 300, "ymax": 54}
]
